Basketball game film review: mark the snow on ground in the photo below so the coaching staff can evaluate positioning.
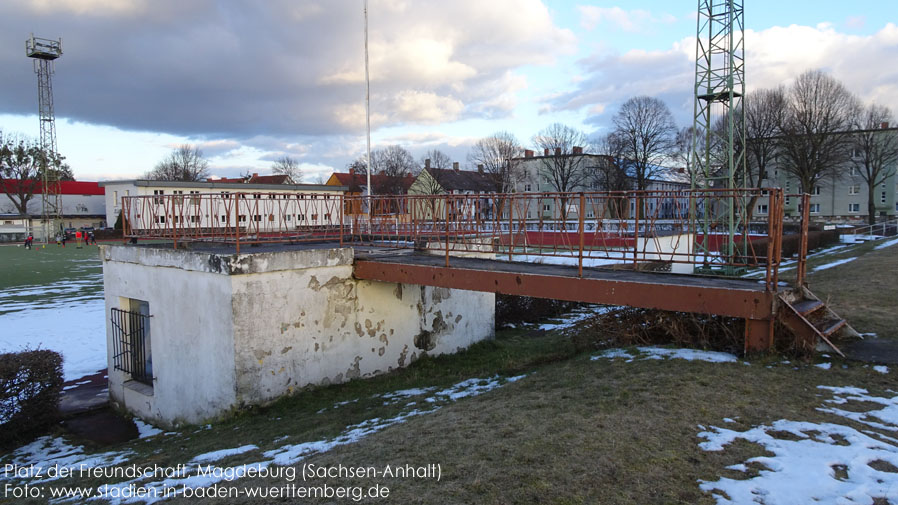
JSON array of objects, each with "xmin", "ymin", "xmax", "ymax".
[
  {"xmin": 698, "ymin": 386, "xmax": 898, "ymax": 505},
  {"xmin": 538, "ymin": 305, "xmax": 612, "ymax": 331},
  {"xmin": 591, "ymin": 347, "xmax": 739, "ymax": 364},
  {"xmin": 873, "ymin": 365, "xmax": 889, "ymax": 374},
  {"xmin": 5, "ymin": 374, "xmax": 524, "ymax": 504},
  {"xmin": 840, "ymin": 234, "xmax": 882, "ymax": 244},
  {"xmin": 811, "ymin": 257, "xmax": 858, "ymax": 272},
  {"xmin": 514, "ymin": 253, "xmax": 625, "ymax": 269},
  {"xmin": 874, "ymin": 236, "xmax": 898, "ymax": 250},
  {"xmin": 0, "ymin": 272, "xmax": 106, "ymax": 381},
  {"xmin": 134, "ymin": 419, "xmax": 165, "ymax": 439}
]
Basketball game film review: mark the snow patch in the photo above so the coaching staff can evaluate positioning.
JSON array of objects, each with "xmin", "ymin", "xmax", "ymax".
[
  {"xmin": 699, "ymin": 386, "xmax": 898, "ymax": 504},
  {"xmin": 874, "ymin": 237, "xmax": 898, "ymax": 250},
  {"xmin": 190, "ymin": 445, "xmax": 258, "ymax": 464},
  {"xmin": 811, "ymin": 257, "xmax": 858, "ymax": 272},
  {"xmin": 873, "ymin": 365, "xmax": 889, "ymax": 374}
]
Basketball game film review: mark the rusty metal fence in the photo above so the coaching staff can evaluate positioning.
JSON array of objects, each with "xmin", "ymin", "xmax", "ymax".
[{"xmin": 122, "ymin": 188, "xmax": 796, "ymax": 289}]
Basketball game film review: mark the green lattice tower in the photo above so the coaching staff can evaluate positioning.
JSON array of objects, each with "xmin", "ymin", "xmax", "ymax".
[{"xmin": 690, "ymin": 0, "xmax": 746, "ymax": 274}]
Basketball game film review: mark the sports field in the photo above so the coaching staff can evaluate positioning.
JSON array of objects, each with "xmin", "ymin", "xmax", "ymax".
[{"xmin": 0, "ymin": 242, "xmax": 106, "ymax": 380}]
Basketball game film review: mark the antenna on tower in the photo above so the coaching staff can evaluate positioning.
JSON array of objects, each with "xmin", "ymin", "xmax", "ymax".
[
  {"xmin": 690, "ymin": 0, "xmax": 746, "ymax": 274},
  {"xmin": 26, "ymin": 33, "xmax": 63, "ymax": 243}
]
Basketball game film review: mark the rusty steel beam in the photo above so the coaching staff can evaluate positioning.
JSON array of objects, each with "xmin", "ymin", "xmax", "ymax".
[
  {"xmin": 744, "ymin": 317, "xmax": 774, "ymax": 354},
  {"xmin": 354, "ymin": 259, "xmax": 777, "ymax": 320}
]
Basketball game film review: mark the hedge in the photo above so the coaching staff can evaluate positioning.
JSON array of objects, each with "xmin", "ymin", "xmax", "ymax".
[
  {"xmin": 736, "ymin": 230, "xmax": 841, "ymax": 265},
  {"xmin": 0, "ymin": 349, "xmax": 63, "ymax": 447}
]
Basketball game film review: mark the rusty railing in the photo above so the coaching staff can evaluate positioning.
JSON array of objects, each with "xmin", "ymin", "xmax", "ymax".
[{"xmin": 122, "ymin": 188, "xmax": 791, "ymax": 290}]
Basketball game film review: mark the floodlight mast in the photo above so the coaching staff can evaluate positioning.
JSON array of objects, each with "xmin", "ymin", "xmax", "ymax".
[
  {"xmin": 26, "ymin": 34, "xmax": 63, "ymax": 243},
  {"xmin": 689, "ymin": 0, "xmax": 746, "ymax": 275}
]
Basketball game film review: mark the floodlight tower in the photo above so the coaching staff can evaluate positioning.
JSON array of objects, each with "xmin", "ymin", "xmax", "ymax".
[
  {"xmin": 26, "ymin": 34, "xmax": 63, "ymax": 242},
  {"xmin": 690, "ymin": 0, "xmax": 746, "ymax": 273}
]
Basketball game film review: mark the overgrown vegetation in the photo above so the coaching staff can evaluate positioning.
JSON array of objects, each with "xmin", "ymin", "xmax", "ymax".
[{"xmin": 0, "ymin": 349, "xmax": 63, "ymax": 448}]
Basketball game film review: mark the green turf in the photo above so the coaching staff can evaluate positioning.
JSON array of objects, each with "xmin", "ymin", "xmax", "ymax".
[{"xmin": 0, "ymin": 243, "xmax": 103, "ymax": 316}]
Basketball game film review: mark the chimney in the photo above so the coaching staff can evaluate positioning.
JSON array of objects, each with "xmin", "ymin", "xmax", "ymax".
[
  {"xmin": 883, "ymin": 122, "xmax": 890, "ymax": 129},
  {"xmin": 252, "ymin": 173, "xmax": 258, "ymax": 178},
  {"xmin": 349, "ymin": 167, "xmax": 355, "ymax": 177},
  {"xmin": 452, "ymin": 162, "xmax": 460, "ymax": 172},
  {"xmin": 425, "ymin": 158, "xmax": 431, "ymax": 169},
  {"xmin": 477, "ymin": 164, "xmax": 484, "ymax": 174},
  {"xmin": 678, "ymin": 167, "xmax": 685, "ymax": 173},
  {"xmin": 572, "ymin": 146, "xmax": 583, "ymax": 155},
  {"xmin": 524, "ymin": 149, "xmax": 534, "ymax": 158},
  {"xmin": 554, "ymin": 148, "xmax": 562, "ymax": 156},
  {"xmin": 543, "ymin": 148, "xmax": 550, "ymax": 156}
]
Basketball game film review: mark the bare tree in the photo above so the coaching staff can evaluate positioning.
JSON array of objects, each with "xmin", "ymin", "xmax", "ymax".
[
  {"xmin": 776, "ymin": 70, "xmax": 860, "ymax": 194},
  {"xmin": 590, "ymin": 133, "xmax": 633, "ymax": 218},
  {"xmin": 416, "ymin": 149, "xmax": 454, "ymax": 194},
  {"xmin": 744, "ymin": 87, "xmax": 786, "ymax": 189},
  {"xmin": 609, "ymin": 96, "xmax": 677, "ymax": 192},
  {"xmin": 852, "ymin": 104, "xmax": 898, "ymax": 225},
  {"xmin": 532, "ymin": 123, "xmax": 590, "ymax": 221},
  {"xmin": 467, "ymin": 131, "xmax": 523, "ymax": 194},
  {"xmin": 0, "ymin": 132, "xmax": 71, "ymax": 215},
  {"xmin": 271, "ymin": 155, "xmax": 303, "ymax": 182},
  {"xmin": 146, "ymin": 145, "xmax": 210, "ymax": 181},
  {"xmin": 371, "ymin": 145, "xmax": 418, "ymax": 195},
  {"xmin": 593, "ymin": 133, "xmax": 632, "ymax": 192}
]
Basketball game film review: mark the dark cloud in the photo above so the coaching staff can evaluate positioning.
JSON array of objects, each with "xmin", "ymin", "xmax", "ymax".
[{"xmin": 0, "ymin": 1, "xmax": 573, "ymax": 141}]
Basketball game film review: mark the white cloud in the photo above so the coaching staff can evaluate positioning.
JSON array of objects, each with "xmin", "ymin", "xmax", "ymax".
[
  {"xmin": 546, "ymin": 22, "xmax": 898, "ymax": 128},
  {"xmin": 578, "ymin": 6, "xmax": 676, "ymax": 33}
]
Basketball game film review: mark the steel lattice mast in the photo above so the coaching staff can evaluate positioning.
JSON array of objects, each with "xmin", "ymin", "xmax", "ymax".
[
  {"xmin": 690, "ymin": 0, "xmax": 746, "ymax": 273},
  {"xmin": 26, "ymin": 34, "xmax": 63, "ymax": 242}
]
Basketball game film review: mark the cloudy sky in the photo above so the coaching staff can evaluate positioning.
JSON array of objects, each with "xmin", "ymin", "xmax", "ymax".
[{"xmin": 0, "ymin": 0, "xmax": 895, "ymax": 182}]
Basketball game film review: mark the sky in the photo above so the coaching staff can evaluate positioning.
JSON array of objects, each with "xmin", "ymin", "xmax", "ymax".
[{"xmin": 0, "ymin": 0, "xmax": 895, "ymax": 183}]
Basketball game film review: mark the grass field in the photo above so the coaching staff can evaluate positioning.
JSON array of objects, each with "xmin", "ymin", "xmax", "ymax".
[{"xmin": 1, "ymin": 237, "xmax": 896, "ymax": 504}]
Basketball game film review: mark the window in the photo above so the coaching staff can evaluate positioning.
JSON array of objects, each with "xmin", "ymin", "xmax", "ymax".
[
  {"xmin": 757, "ymin": 204, "xmax": 768, "ymax": 215},
  {"xmin": 239, "ymin": 214, "xmax": 247, "ymax": 223},
  {"xmin": 524, "ymin": 184, "xmax": 531, "ymax": 192},
  {"xmin": 543, "ymin": 204, "xmax": 551, "ymax": 212},
  {"xmin": 153, "ymin": 189, "xmax": 165, "ymax": 204},
  {"xmin": 189, "ymin": 190, "xmax": 201, "ymax": 203},
  {"xmin": 809, "ymin": 203, "xmax": 820, "ymax": 214},
  {"xmin": 849, "ymin": 203, "xmax": 860, "ymax": 213},
  {"xmin": 811, "ymin": 186, "xmax": 821, "ymax": 196},
  {"xmin": 253, "ymin": 193, "xmax": 261, "ymax": 199},
  {"xmin": 849, "ymin": 185, "xmax": 860, "ymax": 195},
  {"xmin": 113, "ymin": 190, "xmax": 118, "ymax": 203},
  {"xmin": 110, "ymin": 299, "xmax": 152, "ymax": 386},
  {"xmin": 254, "ymin": 215, "xmax": 262, "ymax": 222},
  {"xmin": 882, "ymin": 191, "xmax": 887, "ymax": 204},
  {"xmin": 154, "ymin": 216, "xmax": 166, "ymax": 224},
  {"xmin": 190, "ymin": 215, "xmax": 200, "ymax": 223},
  {"xmin": 848, "ymin": 167, "xmax": 856, "ymax": 176}
]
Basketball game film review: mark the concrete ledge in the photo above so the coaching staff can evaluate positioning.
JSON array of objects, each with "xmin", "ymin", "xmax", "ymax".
[{"xmin": 101, "ymin": 244, "xmax": 355, "ymax": 275}]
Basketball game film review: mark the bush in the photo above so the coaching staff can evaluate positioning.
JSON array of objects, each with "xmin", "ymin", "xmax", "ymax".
[
  {"xmin": 736, "ymin": 230, "xmax": 840, "ymax": 265},
  {"xmin": 0, "ymin": 349, "xmax": 63, "ymax": 447},
  {"xmin": 496, "ymin": 295, "xmax": 583, "ymax": 327}
]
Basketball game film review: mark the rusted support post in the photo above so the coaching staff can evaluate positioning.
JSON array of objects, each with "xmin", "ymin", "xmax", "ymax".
[
  {"xmin": 122, "ymin": 197, "xmax": 129, "ymax": 244},
  {"xmin": 578, "ymin": 192, "xmax": 585, "ymax": 278},
  {"xmin": 171, "ymin": 195, "xmax": 178, "ymax": 250},
  {"xmin": 234, "ymin": 193, "xmax": 240, "ymax": 254},
  {"xmin": 445, "ymin": 194, "xmax": 450, "ymax": 268},
  {"xmin": 765, "ymin": 191, "xmax": 775, "ymax": 291},
  {"xmin": 508, "ymin": 195, "xmax": 513, "ymax": 262},
  {"xmin": 339, "ymin": 194, "xmax": 344, "ymax": 248},
  {"xmin": 796, "ymin": 193, "xmax": 810, "ymax": 286},
  {"xmin": 744, "ymin": 317, "xmax": 775, "ymax": 354},
  {"xmin": 633, "ymin": 194, "xmax": 640, "ymax": 270}
]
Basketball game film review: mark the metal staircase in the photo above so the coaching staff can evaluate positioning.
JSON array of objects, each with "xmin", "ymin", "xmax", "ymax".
[{"xmin": 778, "ymin": 287, "xmax": 859, "ymax": 357}]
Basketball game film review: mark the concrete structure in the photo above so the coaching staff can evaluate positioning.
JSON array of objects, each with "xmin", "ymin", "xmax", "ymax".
[
  {"xmin": 100, "ymin": 180, "xmax": 346, "ymax": 232},
  {"xmin": 102, "ymin": 243, "xmax": 494, "ymax": 427},
  {"xmin": 0, "ymin": 180, "xmax": 106, "ymax": 239},
  {"xmin": 0, "ymin": 215, "xmax": 30, "ymax": 242}
]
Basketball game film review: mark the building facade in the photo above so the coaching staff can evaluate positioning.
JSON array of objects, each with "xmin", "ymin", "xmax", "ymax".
[{"xmin": 0, "ymin": 180, "xmax": 106, "ymax": 240}]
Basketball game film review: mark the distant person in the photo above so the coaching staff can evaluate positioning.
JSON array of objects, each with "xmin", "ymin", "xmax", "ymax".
[
  {"xmin": 56, "ymin": 234, "xmax": 61, "ymax": 246},
  {"xmin": 61, "ymin": 234, "xmax": 66, "ymax": 247},
  {"xmin": 24, "ymin": 234, "xmax": 33, "ymax": 249},
  {"xmin": 90, "ymin": 232, "xmax": 96, "ymax": 245}
]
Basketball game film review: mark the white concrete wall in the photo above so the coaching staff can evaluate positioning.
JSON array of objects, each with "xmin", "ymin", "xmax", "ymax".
[
  {"xmin": 103, "ymin": 247, "xmax": 238, "ymax": 427},
  {"xmin": 638, "ymin": 233, "xmax": 695, "ymax": 274},
  {"xmin": 102, "ymin": 245, "xmax": 494, "ymax": 427}
]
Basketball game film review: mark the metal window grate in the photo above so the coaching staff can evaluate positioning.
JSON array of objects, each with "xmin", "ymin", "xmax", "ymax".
[{"xmin": 110, "ymin": 307, "xmax": 152, "ymax": 385}]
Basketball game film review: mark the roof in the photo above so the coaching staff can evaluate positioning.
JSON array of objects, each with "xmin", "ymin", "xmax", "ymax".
[
  {"xmin": 423, "ymin": 168, "xmax": 495, "ymax": 192},
  {"xmin": 213, "ymin": 174, "xmax": 294, "ymax": 185},
  {"xmin": 99, "ymin": 179, "xmax": 346, "ymax": 192},
  {"xmin": 1, "ymin": 180, "xmax": 104, "ymax": 195},
  {"xmin": 329, "ymin": 172, "xmax": 416, "ymax": 193}
]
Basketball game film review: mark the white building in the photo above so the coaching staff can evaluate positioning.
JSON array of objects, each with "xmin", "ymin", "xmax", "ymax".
[
  {"xmin": 0, "ymin": 180, "xmax": 106, "ymax": 241},
  {"xmin": 99, "ymin": 180, "xmax": 347, "ymax": 230}
]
